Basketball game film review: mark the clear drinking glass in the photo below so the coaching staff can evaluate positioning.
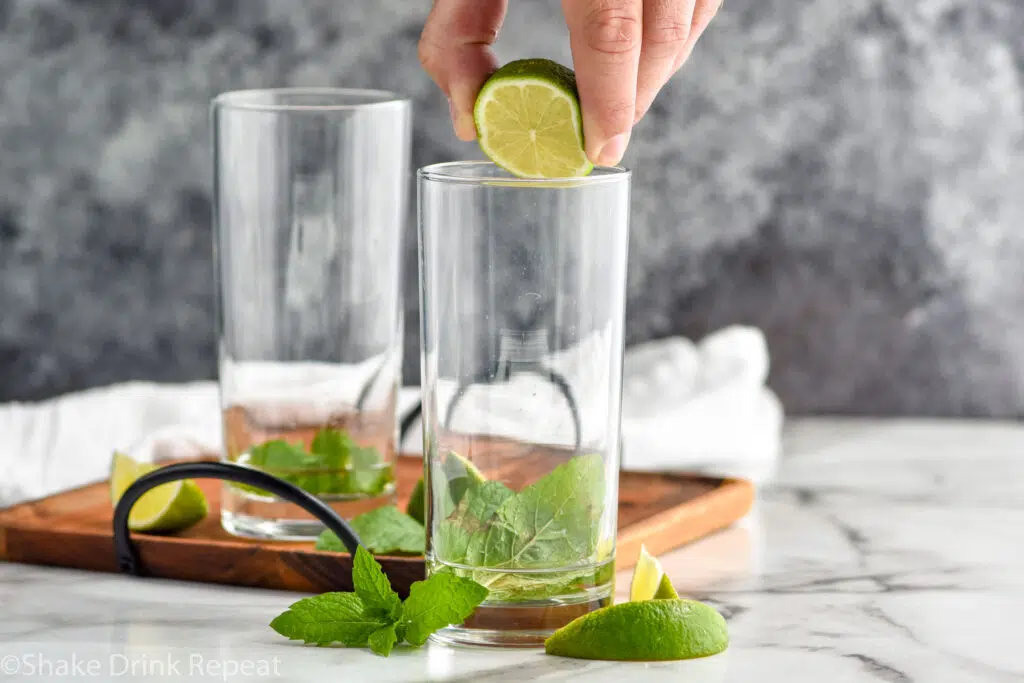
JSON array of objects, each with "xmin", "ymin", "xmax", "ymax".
[
  {"xmin": 417, "ymin": 161, "xmax": 630, "ymax": 646},
  {"xmin": 213, "ymin": 89, "xmax": 411, "ymax": 539}
]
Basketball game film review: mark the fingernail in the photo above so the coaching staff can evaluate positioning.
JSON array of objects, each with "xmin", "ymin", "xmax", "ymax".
[{"xmin": 596, "ymin": 133, "xmax": 630, "ymax": 167}]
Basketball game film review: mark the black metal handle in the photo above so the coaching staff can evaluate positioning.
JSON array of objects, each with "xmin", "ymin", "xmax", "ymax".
[{"xmin": 112, "ymin": 462, "xmax": 362, "ymax": 576}]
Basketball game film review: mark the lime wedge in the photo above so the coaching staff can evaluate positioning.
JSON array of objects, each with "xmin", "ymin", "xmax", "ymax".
[
  {"xmin": 442, "ymin": 450, "xmax": 489, "ymax": 509},
  {"xmin": 655, "ymin": 573, "xmax": 680, "ymax": 600},
  {"xmin": 110, "ymin": 452, "xmax": 208, "ymax": 533},
  {"xmin": 630, "ymin": 544, "xmax": 680, "ymax": 600},
  {"xmin": 445, "ymin": 451, "xmax": 487, "ymax": 485},
  {"xmin": 545, "ymin": 599, "xmax": 729, "ymax": 661},
  {"xmin": 474, "ymin": 59, "xmax": 593, "ymax": 179}
]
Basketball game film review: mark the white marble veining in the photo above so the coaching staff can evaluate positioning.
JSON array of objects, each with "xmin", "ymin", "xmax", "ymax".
[{"xmin": 2, "ymin": 418, "xmax": 1022, "ymax": 682}]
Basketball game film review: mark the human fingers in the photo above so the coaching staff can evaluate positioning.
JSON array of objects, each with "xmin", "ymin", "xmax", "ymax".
[
  {"xmin": 634, "ymin": 0, "xmax": 695, "ymax": 123},
  {"xmin": 563, "ymin": 0, "xmax": 643, "ymax": 166},
  {"xmin": 419, "ymin": 0, "xmax": 508, "ymax": 140}
]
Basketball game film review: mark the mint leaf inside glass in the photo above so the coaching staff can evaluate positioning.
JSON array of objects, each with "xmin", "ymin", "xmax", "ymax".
[
  {"xmin": 233, "ymin": 427, "xmax": 391, "ymax": 498},
  {"xmin": 435, "ymin": 453, "xmax": 607, "ymax": 602}
]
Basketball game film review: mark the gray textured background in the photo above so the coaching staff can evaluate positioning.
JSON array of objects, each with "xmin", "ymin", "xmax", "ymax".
[{"xmin": 1, "ymin": 0, "xmax": 1022, "ymax": 416}]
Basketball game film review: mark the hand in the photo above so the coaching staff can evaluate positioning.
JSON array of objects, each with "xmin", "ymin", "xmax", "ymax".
[{"xmin": 418, "ymin": 0, "xmax": 722, "ymax": 166}]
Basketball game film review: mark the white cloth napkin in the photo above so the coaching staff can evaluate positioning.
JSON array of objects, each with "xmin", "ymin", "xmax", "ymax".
[{"xmin": 0, "ymin": 326, "xmax": 782, "ymax": 509}]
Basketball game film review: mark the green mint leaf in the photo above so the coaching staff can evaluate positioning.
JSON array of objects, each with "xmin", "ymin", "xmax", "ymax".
[
  {"xmin": 350, "ymin": 446, "xmax": 387, "ymax": 495},
  {"xmin": 391, "ymin": 600, "xmax": 404, "ymax": 623},
  {"xmin": 316, "ymin": 506, "xmax": 425, "ymax": 555},
  {"xmin": 442, "ymin": 451, "xmax": 485, "ymax": 508},
  {"xmin": 241, "ymin": 430, "xmax": 394, "ymax": 497},
  {"xmin": 438, "ymin": 479, "xmax": 459, "ymax": 520},
  {"xmin": 352, "ymin": 546, "xmax": 401, "ymax": 617},
  {"xmin": 400, "ymin": 573, "xmax": 489, "ymax": 646},
  {"xmin": 310, "ymin": 428, "xmax": 356, "ymax": 470},
  {"xmin": 234, "ymin": 441, "xmax": 319, "ymax": 497},
  {"xmin": 435, "ymin": 481, "xmax": 513, "ymax": 564},
  {"xmin": 249, "ymin": 440, "xmax": 315, "ymax": 470},
  {"xmin": 352, "ymin": 506, "xmax": 425, "ymax": 554},
  {"xmin": 447, "ymin": 476, "xmax": 472, "ymax": 509},
  {"xmin": 406, "ymin": 477, "xmax": 426, "ymax": 525},
  {"xmin": 436, "ymin": 454, "xmax": 607, "ymax": 600},
  {"xmin": 269, "ymin": 592, "xmax": 388, "ymax": 646},
  {"xmin": 314, "ymin": 528, "xmax": 345, "ymax": 552},
  {"xmin": 460, "ymin": 481, "xmax": 515, "ymax": 528},
  {"xmin": 490, "ymin": 453, "xmax": 604, "ymax": 567},
  {"xmin": 348, "ymin": 505, "xmax": 419, "ymax": 557},
  {"xmin": 367, "ymin": 623, "xmax": 398, "ymax": 657},
  {"xmin": 435, "ymin": 520, "xmax": 473, "ymax": 564},
  {"xmin": 394, "ymin": 620, "xmax": 407, "ymax": 643}
]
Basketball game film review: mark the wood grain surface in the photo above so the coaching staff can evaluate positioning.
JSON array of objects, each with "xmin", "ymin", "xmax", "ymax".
[{"xmin": 0, "ymin": 454, "xmax": 754, "ymax": 596}]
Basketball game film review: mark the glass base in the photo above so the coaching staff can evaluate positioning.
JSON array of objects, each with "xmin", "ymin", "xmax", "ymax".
[
  {"xmin": 220, "ymin": 484, "xmax": 395, "ymax": 540},
  {"xmin": 429, "ymin": 583, "xmax": 613, "ymax": 648},
  {"xmin": 431, "ymin": 626, "xmax": 555, "ymax": 648},
  {"xmin": 220, "ymin": 510, "xmax": 326, "ymax": 541}
]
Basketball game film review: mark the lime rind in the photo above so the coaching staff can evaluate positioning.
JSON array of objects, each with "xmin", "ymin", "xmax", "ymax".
[
  {"xmin": 654, "ymin": 573, "xmax": 680, "ymax": 600},
  {"xmin": 446, "ymin": 451, "xmax": 487, "ymax": 485},
  {"xmin": 544, "ymin": 599, "xmax": 729, "ymax": 661},
  {"xmin": 474, "ymin": 59, "xmax": 593, "ymax": 179}
]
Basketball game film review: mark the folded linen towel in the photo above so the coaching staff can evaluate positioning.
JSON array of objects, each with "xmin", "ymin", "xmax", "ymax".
[{"xmin": 0, "ymin": 326, "xmax": 782, "ymax": 509}]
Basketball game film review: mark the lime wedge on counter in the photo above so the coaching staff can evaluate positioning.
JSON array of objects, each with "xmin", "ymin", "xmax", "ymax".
[
  {"xmin": 110, "ymin": 452, "xmax": 208, "ymax": 533},
  {"xmin": 630, "ymin": 544, "xmax": 680, "ymax": 601},
  {"xmin": 474, "ymin": 59, "xmax": 593, "ymax": 179},
  {"xmin": 544, "ymin": 599, "xmax": 729, "ymax": 661}
]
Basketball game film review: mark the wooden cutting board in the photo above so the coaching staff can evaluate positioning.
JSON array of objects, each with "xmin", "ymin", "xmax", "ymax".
[{"xmin": 0, "ymin": 456, "xmax": 754, "ymax": 596}]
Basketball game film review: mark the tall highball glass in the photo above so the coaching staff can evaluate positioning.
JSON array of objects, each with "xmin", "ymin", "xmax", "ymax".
[
  {"xmin": 213, "ymin": 89, "xmax": 410, "ymax": 539},
  {"xmin": 417, "ymin": 161, "xmax": 630, "ymax": 646}
]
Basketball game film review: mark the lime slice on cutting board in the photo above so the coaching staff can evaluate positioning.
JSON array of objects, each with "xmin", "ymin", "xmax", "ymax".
[
  {"xmin": 110, "ymin": 452, "xmax": 208, "ymax": 533},
  {"xmin": 630, "ymin": 544, "xmax": 680, "ymax": 601},
  {"xmin": 474, "ymin": 59, "xmax": 593, "ymax": 179}
]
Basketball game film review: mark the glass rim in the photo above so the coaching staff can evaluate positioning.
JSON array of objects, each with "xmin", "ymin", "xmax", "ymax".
[
  {"xmin": 212, "ymin": 87, "xmax": 409, "ymax": 112},
  {"xmin": 417, "ymin": 161, "xmax": 631, "ymax": 187}
]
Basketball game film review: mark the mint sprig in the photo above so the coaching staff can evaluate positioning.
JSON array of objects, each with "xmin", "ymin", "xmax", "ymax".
[
  {"xmin": 271, "ymin": 547, "xmax": 487, "ymax": 656},
  {"xmin": 400, "ymin": 572, "xmax": 489, "ymax": 645},
  {"xmin": 367, "ymin": 623, "xmax": 399, "ymax": 657},
  {"xmin": 269, "ymin": 591, "xmax": 390, "ymax": 647},
  {"xmin": 352, "ymin": 543, "xmax": 403, "ymax": 619}
]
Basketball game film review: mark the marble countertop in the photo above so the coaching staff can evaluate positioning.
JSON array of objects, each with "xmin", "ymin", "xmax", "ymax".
[{"xmin": 2, "ymin": 418, "xmax": 1021, "ymax": 682}]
